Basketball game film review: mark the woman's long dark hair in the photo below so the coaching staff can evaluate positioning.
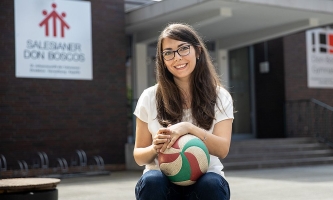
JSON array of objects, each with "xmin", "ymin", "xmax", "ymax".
[{"xmin": 155, "ymin": 23, "xmax": 222, "ymax": 130}]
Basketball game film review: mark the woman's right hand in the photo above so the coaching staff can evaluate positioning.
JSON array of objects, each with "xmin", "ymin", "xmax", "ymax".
[{"xmin": 152, "ymin": 132, "xmax": 171, "ymax": 154}]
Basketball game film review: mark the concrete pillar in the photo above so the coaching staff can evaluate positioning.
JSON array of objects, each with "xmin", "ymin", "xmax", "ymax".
[
  {"xmin": 134, "ymin": 43, "xmax": 148, "ymax": 99},
  {"xmin": 127, "ymin": 42, "xmax": 148, "ymax": 170},
  {"xmin": 217, "ymin": 49, "xmax": 229, "ymax": 87}
]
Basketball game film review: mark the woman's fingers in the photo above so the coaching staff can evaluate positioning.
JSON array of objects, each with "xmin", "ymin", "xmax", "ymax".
[
  {"xmin": 167, "ymin": 136, "xmax": 179, "ymax": 149},
  {"xmin": 154, "ymin": 137, "xmax": 169, "ymax": 145},
  {"xmin": 154, "ymin": 143, "xmax": 163, "ymax": 153},
  {"xmin": 157, "ymin": 128, "xmax": 171, "ymax": 135},
  {"xmin": 160, "ymin": 138, "xmax": 170, "ymax": 153},
  {"xmin": 153, "ymin": 133, "xmax": 171, "ymax": 153}
]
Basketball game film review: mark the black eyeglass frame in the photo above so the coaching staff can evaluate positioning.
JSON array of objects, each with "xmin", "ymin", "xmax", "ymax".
[{"xmin": 162, "ymin": 45, "xmax": 191, "ymax": 61}]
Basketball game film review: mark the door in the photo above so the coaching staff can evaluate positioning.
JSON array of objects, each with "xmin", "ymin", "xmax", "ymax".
[{"xmin": 229, "ymin": 47, "xmax": 255, "ymax": 139}]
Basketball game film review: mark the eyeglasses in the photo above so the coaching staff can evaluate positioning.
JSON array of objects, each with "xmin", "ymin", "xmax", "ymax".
[{"xmin": 162, "ymin": 45, "xmax": 191, "ymax": 61}]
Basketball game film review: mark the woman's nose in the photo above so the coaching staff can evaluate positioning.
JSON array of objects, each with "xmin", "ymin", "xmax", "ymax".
[{"xmin": 174, "ymin": 51, "xmax": 182, "ymax": 61}]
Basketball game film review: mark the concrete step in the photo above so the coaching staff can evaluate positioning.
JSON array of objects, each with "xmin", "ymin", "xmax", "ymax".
[
  {"xmin": 223, "ymin": 156, "xmax": 333, "ymax": 170},
  {"xmin": 228, "ymin": 143, "xmax": 328, "ymax": 154},
  {"xmin": 222, "ymin": 137, "xmax": 333, "ymax": 169},
  {"xmin": 230, "ymin": 137, "xmax": 316, "ymax": 146},
  {"xmin": 223, "ymin": 149, "xmax": 333, "ymax": 162}
]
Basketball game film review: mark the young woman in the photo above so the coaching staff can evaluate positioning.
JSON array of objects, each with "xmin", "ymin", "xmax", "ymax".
[{"xmin": 133, "ymin": 23, "xmax": 234, "ymax": 200}]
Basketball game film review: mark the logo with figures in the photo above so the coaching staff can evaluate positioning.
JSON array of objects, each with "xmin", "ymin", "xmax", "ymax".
[
  {"xmin": 309, "ymin": 27, "xmax": 333, "ymax": 54},
  {"xmin": 15, "ymin": 0, "xmax": 92, "ymax": 80},
  {"xmin": 39, "ymin": 3, "xmax": 70, "ymax": 38},
  {"xmin": 306, "ymin": 26, "xmax": 333, "ymax": 88}
]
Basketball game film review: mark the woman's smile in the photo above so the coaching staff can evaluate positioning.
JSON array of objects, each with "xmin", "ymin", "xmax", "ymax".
[{"xmin": 174, "ymin": 63, "xmax": 187, "ymax": 69}]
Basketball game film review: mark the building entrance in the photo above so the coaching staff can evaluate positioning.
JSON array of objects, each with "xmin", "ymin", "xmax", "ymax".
[{"xmin": 229, "ymin": 47, "xmax": 255, "ymax": 139}]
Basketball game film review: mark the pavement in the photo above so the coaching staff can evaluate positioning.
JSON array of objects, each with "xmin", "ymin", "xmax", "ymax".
[{"xmin": 57, "ymin": 164, "xmax": 333, "ymax": 200}]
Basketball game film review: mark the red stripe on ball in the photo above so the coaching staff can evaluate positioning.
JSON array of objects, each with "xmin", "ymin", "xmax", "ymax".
[
  {"xmin": 159, "ymin": 153, "xmax": 179, "ymax": 163},
  {"xmin": 173, "ymin": 139, "xmax": 180, "ymax": 149},
  {"xmin": 184, "ymin": 152, "xmax": 203, "ymax": 181}
]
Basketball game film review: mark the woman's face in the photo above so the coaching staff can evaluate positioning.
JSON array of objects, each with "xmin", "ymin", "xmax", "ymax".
[{"xmin": 161, "ymin": 37, "xmax": 197, "ymax": 82}]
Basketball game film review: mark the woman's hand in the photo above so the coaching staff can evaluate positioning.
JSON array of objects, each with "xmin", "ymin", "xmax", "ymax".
[
  {"xmin": 157, "ymin": 122, "xmax": 191, "ymax": 152},
  {"xmin": 152, "ymin": 131, "xmax": 170, "ymax": 153}
]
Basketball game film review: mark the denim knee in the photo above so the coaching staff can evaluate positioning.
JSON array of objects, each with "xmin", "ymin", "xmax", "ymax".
[
  {"xmin": 191, "ymin": 172, "xmax": 230, "ymax": 200},
  {"xmin": 135, "ymin": 170, "xmax": 170, "ymax": 200}
]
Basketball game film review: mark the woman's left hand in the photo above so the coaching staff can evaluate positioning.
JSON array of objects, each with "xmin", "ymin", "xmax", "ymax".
[{"xmin": 157, "ymin": 122, "xmax": 191, "ymax": 152}]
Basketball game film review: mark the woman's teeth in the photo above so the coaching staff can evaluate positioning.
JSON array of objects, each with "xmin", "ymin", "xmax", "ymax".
[{"xmin": 175, "ymin": 64, "xmax": 186, "ymax": 69}]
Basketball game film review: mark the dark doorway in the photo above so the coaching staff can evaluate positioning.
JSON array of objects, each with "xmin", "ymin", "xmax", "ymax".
[{"xmin": 253, "ymin": 39, "xmax": 286, "ymax": 138}]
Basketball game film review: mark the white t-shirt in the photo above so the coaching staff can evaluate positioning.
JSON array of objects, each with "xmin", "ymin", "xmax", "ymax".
[{"xmin": 133, "ymin": 84, "xmax": 234, "ymax": 177}]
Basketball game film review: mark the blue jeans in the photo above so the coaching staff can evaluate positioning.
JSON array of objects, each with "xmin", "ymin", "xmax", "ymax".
[{"xmin": 135, "ymin": 170, "xmax": 230, "ymax": 200}]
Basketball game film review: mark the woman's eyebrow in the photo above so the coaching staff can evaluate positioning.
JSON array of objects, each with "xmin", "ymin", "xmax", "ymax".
[{"xmin": 162, "ymin": 43, "xmax": 188, "ymax": 51}]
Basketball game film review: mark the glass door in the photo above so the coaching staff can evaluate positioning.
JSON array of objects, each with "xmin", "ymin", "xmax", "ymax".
[{"xmin": 229, "ymin": 47, "xmax": 254, "ymax": 139}]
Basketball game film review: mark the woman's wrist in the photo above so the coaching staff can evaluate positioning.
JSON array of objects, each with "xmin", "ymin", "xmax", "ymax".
[
  {"xmin": 202, "ymin": 129, "xmax": 208, "ymax": 142},
  {"xmin": 187, "ymin": 122, "xmax": 208, "ymax": 142},
  {"xmin": 150, "ymin": 145, "xmax": 158, "ymax": 156}
]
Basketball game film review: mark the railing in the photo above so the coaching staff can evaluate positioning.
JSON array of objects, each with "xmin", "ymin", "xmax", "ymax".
[
  {"xmin": 286, "ymin": 99, "xmax": 333, "ymax": 147},
  {"xmin": 0, "ymin": 150, "xmax": 107, "ymax": 179},
  {"xmin": 0, "ymin": 154, "xmax": 7, "ymax": 179}
]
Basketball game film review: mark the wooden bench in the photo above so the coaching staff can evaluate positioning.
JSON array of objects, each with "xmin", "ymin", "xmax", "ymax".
[{"xmin": 0, "ymin": 178, "xmax": 60, "ymax": 200}]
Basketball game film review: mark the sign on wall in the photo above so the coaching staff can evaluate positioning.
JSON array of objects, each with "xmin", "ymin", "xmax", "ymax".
[
  {"xmin": 14, "ymin": 0, "xmax": 92, "ymax": 80},
  {"xmin": 306, "ymin": 27, "xmax": 333, "ymax": 88}
]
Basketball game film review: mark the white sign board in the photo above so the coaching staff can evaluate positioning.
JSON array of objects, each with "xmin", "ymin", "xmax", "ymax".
[
  {"xmin": 14, "ymin": 0, "xmax": 92, "ymax": 80},
  {"xmin": 306, "ymin": 27, "xmax": 333, "ymax": 88}
]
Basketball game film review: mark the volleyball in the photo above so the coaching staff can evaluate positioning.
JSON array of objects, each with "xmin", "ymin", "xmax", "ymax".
[{"xmin": 158, "ymin": 134, "xmax": 210, "ymax": 186}]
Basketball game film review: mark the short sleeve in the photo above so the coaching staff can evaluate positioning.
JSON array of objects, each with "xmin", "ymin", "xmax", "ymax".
[
  {"xmin": 215, "ymin": 87, "xmax": 234, "ymax": 122},
  {"xmin": 133, "ymin": 88, "xmax": 151, "ymax": 123}
]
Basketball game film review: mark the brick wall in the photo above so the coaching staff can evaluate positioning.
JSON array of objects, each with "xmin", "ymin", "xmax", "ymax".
[
  {"xmin": 0, "ymin": 0, "xmax": 127, "ymax": 172},
  {"xmin": 283, "ymin": 30, "xmax": 333, "ymax": 137},
  {"xmin": 283, "ymin": 31, "xmax": 333, "ymax": 105}
]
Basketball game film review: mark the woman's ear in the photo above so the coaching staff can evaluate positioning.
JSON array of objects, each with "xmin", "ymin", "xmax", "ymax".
[{"xmin": 196, "ymin": 46, "xmax": 202, "ymax": 59}]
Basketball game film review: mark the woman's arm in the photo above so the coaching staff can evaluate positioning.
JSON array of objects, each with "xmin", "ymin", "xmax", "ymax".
[
  {"xmin": 158, "ymin": 119, "xmax": 233, "ymax": 159},
  {"xmin": 189, "ymin": 119, "xmax": 232, "ymax": 159},
  {"xmin": 133, "ymin": 117, "xmax": 170, "ymax": 166}
]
